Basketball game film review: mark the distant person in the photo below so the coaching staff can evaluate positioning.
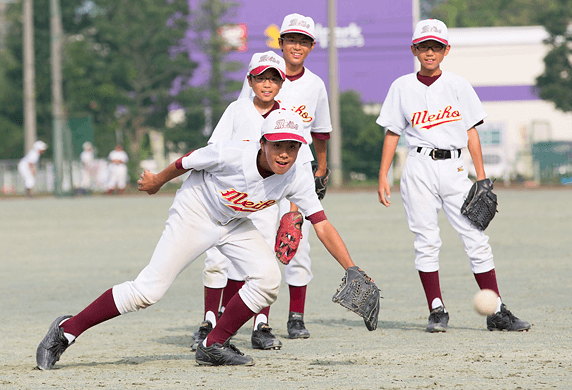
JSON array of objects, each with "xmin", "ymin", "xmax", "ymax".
[
  {"xmin": 106, "ymin": 144, "xmax": 129, "ymax": 194},
  {"xmin": 79, "ymin": 142, "xmax": 96, "ymax": 194},
  {"xmin": 18, "ymin": 140, "xmax": 48, "ymax": 197}
]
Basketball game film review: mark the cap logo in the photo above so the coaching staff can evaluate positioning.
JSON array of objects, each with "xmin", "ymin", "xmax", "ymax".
[
  {"xmin": 288, "ymin": 19, "xmax": 311, "ymax": 29},
  {"xmin": 259, "ymin": 54, "xmax": 280, "ymax": 64},
  {"xmin": 421, "ymin": 25, "xmax": 442, "ymax": 34},
  {"xmin": 274, "ymin": 119, "xmax": 299, "ymax": 131}
]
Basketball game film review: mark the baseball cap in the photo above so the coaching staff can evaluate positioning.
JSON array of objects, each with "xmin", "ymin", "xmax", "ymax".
[
  {"xmin": 280, "ymin": 13, "xmax": 315, "ymax": 41},
  {"xmin": 33, "ymin": 140, "xmax": 48, "ymax": 151},
  {"xmin": 248, "ymin": 51, "xmax": 286, "ymax": 80},
  {"xmin": 261, "ymin": 109, "xmax": 307, "ymax": 144},
  {"xmin": 412, "ymin": 19, "xmax": 449, "ymax": 46},
  {"xmin": 82, "ymin": 141, "xmax": 93, "ymax": 150}
]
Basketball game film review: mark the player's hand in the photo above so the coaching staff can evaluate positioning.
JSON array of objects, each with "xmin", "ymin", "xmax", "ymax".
[
  {"xmin": 378, "ymin": 176, "xmax": 391, "ymax": 207},
  {"xmin": 137, "ymin": 169, "xmax": 161, "ymax": 195}
]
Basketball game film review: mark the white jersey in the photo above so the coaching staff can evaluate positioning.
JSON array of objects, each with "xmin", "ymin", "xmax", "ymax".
[
  {"xmin": 238, "ymin": 67, "xmax": 332, "ymax": 164},
  {"xmin": 19, "ymin": 149, "xmax": 41, "ymax": 166},
  {"xmin": 108, "ymin": 150, "xmax": 129, "ymax": 164},
  {"xmin": 81, "ymin": 150, "xmax": 94, "ymax": 166},
  {"xmin": 376, "ymin": 71, "xmax": 487, "ymax": 150},
  {"xmin": 208, "ymin": 97, "xmax": 265, "ymax": 144},
  {"xmin": 181, "ymin": 141, "xmax": 322, "ymax": 225}
]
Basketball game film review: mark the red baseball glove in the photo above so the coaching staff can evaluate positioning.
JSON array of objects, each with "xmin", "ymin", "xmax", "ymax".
[{"xmin": 274, "ymin": 211, "xmax": 304, "ymax": 265}]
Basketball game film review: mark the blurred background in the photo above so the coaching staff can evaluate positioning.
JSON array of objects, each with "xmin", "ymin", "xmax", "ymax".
[{"xmin": 1, "ymin": 0, "xmax": 571, "ymax": 196}]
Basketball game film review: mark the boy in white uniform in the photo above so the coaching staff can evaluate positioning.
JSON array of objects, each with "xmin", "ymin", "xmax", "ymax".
[
  {"xmin": 217, "ymin": 13, "xmax": 332, "ymax": 340},
  {"xmin": 193, "ymin": 51, "xmax": 287, "ymax": 351},
  {"xmin": 106, "ymin": 144, "xmax": 129, "ymax": 194},
  {"xmin": 36, "ymin": 109, "xmax": 371, "ymax": 369},
  {"xmin": 18, "ymin": 140, "xmax": 48, "ymax": 197},
  {"xmin": 377, "ymin": 19, "xmax": 530, "ymax": 333}
]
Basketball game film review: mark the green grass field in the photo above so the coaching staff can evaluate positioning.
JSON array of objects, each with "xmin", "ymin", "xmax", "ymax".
[{"xmin": 1, "ymin": 188, "xmax": 571, "ymax": 389}]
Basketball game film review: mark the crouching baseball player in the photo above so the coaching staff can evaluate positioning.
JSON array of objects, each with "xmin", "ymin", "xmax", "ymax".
[{"xmin": 35, "ymin": 109, "xmax": 379, "ymax": 369}]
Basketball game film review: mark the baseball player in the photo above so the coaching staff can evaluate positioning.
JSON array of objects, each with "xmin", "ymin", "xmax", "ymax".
[
  {"xmin": 79, "ymin": 141, "xmax": 96, "ymax": 194},
  {"xmin": 376, "ymin": 19, "xmax": 530, "ymax": 333},
  {"xmin": 192, "ymin": 51, "xmax": 287, "ymax": 351},
  {"xmin": 106, "ymin": 144, "xmax": 129, "ymax": 194},
  {"xmin": 36, "ymin": 109, "xmax": 362, "ymax": 369},
  {"xmin": 18, "ymin": 140, "xmax": 48, "ymax": 197},
  {"xmin": 228, "ymin": 13, "xmax": 332, "ymax": 340}
]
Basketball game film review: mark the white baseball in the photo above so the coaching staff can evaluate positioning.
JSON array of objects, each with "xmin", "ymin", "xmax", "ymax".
[{"xmin": 473, "ymin": 289, "xmax": 498, "ymax": 316}]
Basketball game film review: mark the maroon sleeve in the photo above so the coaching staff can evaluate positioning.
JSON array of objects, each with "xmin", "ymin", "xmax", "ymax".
[
  {"xmin": 306, "ymin": 210, "xmax": 327, "ymax": 224},
  {"xmin": 175, "ymin": 151, "xmax": 194, "ymax": 170},
  {"xmin": 311, "ymin": 132, "xmax": 330, "ymax": 141}
]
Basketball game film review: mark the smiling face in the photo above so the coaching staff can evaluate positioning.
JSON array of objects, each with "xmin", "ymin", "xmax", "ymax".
[
  {"xmin": 258, "ymin": 138, "xmax": 301, "ymax": 175},
  {"xmin": 411, "ymin": 40, "xmax": 450, "ymax": 77},
  {"xmin": 279, "ymin": 33, "xmax": 315, "ymax": 72},
  {"xmin": 248, "ymin": 68, "xmax": 283, "ymax": 105}
]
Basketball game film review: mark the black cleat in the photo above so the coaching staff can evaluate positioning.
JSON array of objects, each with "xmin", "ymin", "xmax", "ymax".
[
  {"xmin": 195, "ymin": 339, "xmax": 254, "ymax": 366},
  {"xmin": 251, "ymin": 323, "xmax": 282, "ymax": 350},
  {"xmin": 191, "ymin": 320, "xmax": 213, "ymax": 351},
  {"xmin": 487, "ymin": 303, "xmax": 531, "ymax": 331},
  {"xmin": 287, "ymin": 312, "xmax": 310, "ymax": 339},
  {"xmin": 36, "ymin": 315, "xmax": 74, "ymax": 370},
  {"xmin": 426, "ymin": 306, "xmax": 449, "ymax": 333}
]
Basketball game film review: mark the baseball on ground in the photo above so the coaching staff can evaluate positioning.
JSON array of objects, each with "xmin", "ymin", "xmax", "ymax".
[{"xmin": 473, "ymin": 289, "xmax": 498, "ymax": 316}]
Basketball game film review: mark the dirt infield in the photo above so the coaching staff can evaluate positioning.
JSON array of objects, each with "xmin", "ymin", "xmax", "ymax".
[{"xmin": 1, "ymin": 188, "xmax": 571, "ymax": 389}]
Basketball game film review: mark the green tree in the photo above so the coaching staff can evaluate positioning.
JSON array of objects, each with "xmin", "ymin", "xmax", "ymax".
[
  {"xmin": 427, "ymin": 0, "xmax": 554, "ymax": 27},
  {"xmin": 339, "ymin": 91, "xmax": 384, "ymax": 181},
  {"xmin": 536, "ymin": 0, "xmax": 572, "ymax": 113},
  {"xmin": 67, "ymin": 0, "xmax": 197, "ymax": 178}
]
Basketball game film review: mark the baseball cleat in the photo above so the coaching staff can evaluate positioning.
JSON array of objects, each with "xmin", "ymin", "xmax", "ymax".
[
  {"xmin": 487, "ymin": 303, "xmax": 531, "ymax": 331},
  {"xmin": 251, "ymin": 323, "xmax": 282, "ymax": 350},
  {"xmin": 426, "ymin": 306, "xmax": 449, "ymax": 333},
  {"xmin": 36, "ymin": 315, "xmax": 74, "ymax": 370},
  {"xmin": 195, "ymin": 339, "xmax": 254, "ymax": 366},
  {"xmin": 191, "ymin": 320, "xmax": 213, "ymax": 351},
  {"xmin": 287, "ymin": 312, "xmax": 310, "ymax": 339}
]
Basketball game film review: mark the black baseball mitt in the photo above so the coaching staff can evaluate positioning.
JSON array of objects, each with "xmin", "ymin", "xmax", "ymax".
[
  {"xmin": 332, "ymin": 266, "xmax": 380, "ymax": 331},
  {"xmin": 312, "ymin": 164, "xmax": 331, "ymax": 200},
  {"xmin": 461, "ymin": 178, "xmax": 498, "ymax": 230}
]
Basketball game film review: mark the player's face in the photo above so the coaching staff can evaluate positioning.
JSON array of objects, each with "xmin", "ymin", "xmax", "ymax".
[
  {"xmin": 248, "ymin": 68, "xmax": 283, "ymax": 103},
  {"xmin": 411, "ymin": 40, "xmax": 450, "ymax": 77},
  {"xmin": 259, "ymin": 139, "xmax": 301, "ymax": 175},
  {"xmin": 279, "ymin": 33, "xmax": 315, "ymax": 69}
]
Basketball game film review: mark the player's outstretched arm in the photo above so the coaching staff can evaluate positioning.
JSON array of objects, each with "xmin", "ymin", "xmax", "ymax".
[
  {"xmin": 312, "ymin": 220, "xmax": 355, "ymax": 270},
  {"xmin": 378, "ymin": 131, "xmax": 400, "ymax": 207},
  {"xmin": 137, "ymin": 162, "xmax": 190, "ymax": 195}
]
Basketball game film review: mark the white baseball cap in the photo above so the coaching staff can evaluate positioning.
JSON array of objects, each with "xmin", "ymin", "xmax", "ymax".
[
  {"xmin": 248, "ymin": 51, "xmax": 286, "ymax": 80},
  {"xmin": 33, "ymin": 140, "xmax": 48, "ymax": 151},
  {"xmin": 261, "ymin": 109, "xmax": 307, "ymax": 144},
  {"xmin": 280, "ymin": 13, "xmax": 315, "ymax": 41},
  {"xmin": 82, "ymin": 141, "xmax": 93, "ymax": 150},
  {"xmin": 412, "ymin": 19, "xmax": 449, "ymax": 46}
]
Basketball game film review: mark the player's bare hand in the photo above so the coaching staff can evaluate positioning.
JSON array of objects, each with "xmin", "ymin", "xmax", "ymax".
[
  {"xmin": 137, "ymin": 169, "xmax": 161, "ymax": 195},
  {"xmin": 378, "ymin": 176, "xmax": 391, "ymax": 207}
]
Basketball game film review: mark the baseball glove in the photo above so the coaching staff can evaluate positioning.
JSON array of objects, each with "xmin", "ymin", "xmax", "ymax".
[
  {"xmin": 332, "ymin": 266, "xmax": 380, "ymax": 331},
  {"xmin": 274, "ymin": 211, "xmax": 304, "ymax": 265},
  {"xmin": 312, "ymin": 164, "xmax": 331, "ymax": 200},
  {"xmin": 461, "ymin": 178, "xmax": 498, "ymax": 230}
]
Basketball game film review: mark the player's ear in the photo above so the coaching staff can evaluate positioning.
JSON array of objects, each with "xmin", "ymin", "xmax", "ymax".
[
  {"xmin": 247, "ymin": 75, "xmax": 253, "ymax": 88},
  {"xmin": 411, "ymin": 45, "xmax": 417, "ymax": 55},
  {"xmin": 444, "ymin": 45, "xmax": 451, "ymax": 56}
]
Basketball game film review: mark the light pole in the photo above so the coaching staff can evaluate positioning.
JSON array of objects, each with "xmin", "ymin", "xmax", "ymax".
[
  {"xmin": 23, "ymin": 0, "xmax": 37, "ymax": 155},
  {"xmin": 50, "ymin": 0, "xmax": 65, "ymax": 195},
  {"xmin": 328, "ymin": 0, "xmax": 342, "ymax": 188}
]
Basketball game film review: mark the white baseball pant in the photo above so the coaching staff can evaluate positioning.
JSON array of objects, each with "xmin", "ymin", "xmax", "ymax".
[
  {"xmin": 112, "ymin": 184, "xmax": 282, "ymax": 315},
  {"xmin": 18, "ymin": 162, "xmax": 35, "ymax": 189},
  {"xmin": 400, "ymin": 148, "xmax": 495, "ymax": 274}
]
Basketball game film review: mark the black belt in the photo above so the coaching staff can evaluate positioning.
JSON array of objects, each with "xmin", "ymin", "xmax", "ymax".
[{"xmin": 417, "ymin": 147, "xmax": 461, "ymax": 160}]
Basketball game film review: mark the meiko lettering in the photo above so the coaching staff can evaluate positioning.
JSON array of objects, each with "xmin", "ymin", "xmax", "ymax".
[
  {"xmin": 220, "ymin": 189, "xmax": 277, "ymax": 213},
  {"xmin": 411, "ymin": 106, "xmax": 462, "ymax": 130},
  {"xmin": 293, "ymin": 105, "xmax": 313, "ymax": 123},
  {"xmin": 259, "ymin": 54, "xmax": 279, "ymax": 65}
]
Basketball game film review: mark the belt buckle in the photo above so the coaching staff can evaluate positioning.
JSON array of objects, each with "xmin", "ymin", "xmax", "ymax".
[{"xmin": 430, "ymin": 149, "xmax": 444, "ymax": 160}]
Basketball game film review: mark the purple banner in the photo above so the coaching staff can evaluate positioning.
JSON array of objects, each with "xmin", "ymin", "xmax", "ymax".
[
  {"xmin": 186, "ymin": 0, "xmax": 414, "ymax": 103},
  {"xmin": 474, "ymin": 85, "xmax": 540, "ymax": 102}
]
